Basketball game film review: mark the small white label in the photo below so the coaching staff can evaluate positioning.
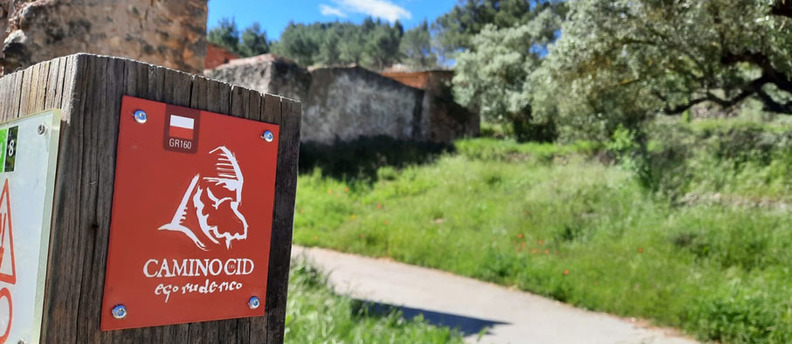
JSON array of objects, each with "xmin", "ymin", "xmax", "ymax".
[{"xmin": 170, "ymin": 115, "xmax": 195, "ymax": 129}]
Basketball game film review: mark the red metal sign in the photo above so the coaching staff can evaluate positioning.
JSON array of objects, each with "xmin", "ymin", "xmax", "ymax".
[{"xmin": 101, "ymin": 96, "xmax": 279, "ymax": 330}]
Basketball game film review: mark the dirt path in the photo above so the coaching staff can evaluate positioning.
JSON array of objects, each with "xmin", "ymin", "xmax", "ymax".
[{"xmin": 291, "ymin": 246, "xmax": 699, "ymax": 344}]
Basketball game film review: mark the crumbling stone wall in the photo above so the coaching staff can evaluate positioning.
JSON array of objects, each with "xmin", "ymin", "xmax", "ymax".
[
  {"xmin": 206, "ymin": 54, "xmax": 479, "ymax": 144},
  {"xmin": 304, "ymin": 66, "xmax": 424, "ymax": 144},
  {"xmin": 421, "ymin": 71, "xmax": 480, "ymax": 143},
  {"xmin": 205, "ymin": 54, "xmax": 311, "ymax": 101},
  {"xmin": 0, "ymin": 0, "xmax": 207, "ymax": 74}
]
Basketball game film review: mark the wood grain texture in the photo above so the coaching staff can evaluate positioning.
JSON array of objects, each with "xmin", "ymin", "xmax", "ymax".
[
  {"xmin": 0, "ymin": 54, "xmax": 301, "ymax": 343},
  {"xmin": 265, "ymin": 97, "xmax": 301, "ymax": 344}
]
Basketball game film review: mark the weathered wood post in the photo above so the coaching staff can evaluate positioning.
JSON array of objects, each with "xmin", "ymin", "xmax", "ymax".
[{"xmin": 0, "ymin": 54, "xmax": 301, "ymax": 343}]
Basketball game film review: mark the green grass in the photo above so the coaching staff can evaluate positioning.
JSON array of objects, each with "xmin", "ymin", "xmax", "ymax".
[
  {"xmin": 294, "ymin": 138, "xmax": 792, "ymax": 344},
  {"xmin": 644, "ymin": 119, "xmax": 792, "ymax": 202},
  {"xmin": 455, "ymin": 137, "xmax": 602, "ymax": 162},
  {"xmin": 285, "ymin": 262, "xmax": 465, "ymax": 343}
]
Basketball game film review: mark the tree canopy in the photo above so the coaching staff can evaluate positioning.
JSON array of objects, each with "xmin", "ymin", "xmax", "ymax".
[
  {"xmin": 541, "ymin": 0, "xmax": 792, "ymax": 138},
  {"xmin": 450, "ymin": 0, "xmax": 792, "ymax": 141},
  {"xmin": 433, "ymin": 0, "xmax": 566, "ymax": 59},
  {"xmin": 453, "ymin": 7, "xmax": 562, "ymax": 141},
  {"xmin": 238, "ymin": 23, "xmax": 271, "ymax": 57},
  {"xmin": 207, "ymin": 18, "xmax": 270, "ymax": 57},
  {"xmin": 270, "ymin": 19, "xmax": 406, "ymax": 70},
  {"xmin": 399, "ymin": 20, "xmax": 438, "ymax": 70}
]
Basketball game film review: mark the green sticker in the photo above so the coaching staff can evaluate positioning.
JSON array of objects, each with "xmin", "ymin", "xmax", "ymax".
[{"xmin": 0, "ymin": 128, "xmax": 6, "ymax": 172}]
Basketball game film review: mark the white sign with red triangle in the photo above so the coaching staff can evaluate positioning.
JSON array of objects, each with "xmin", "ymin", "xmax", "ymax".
[{"xmin": 0, "ymin": 110, "xmax": 61, "ymax": 344}]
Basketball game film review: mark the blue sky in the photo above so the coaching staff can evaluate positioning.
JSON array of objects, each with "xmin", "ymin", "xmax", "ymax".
[{"xmin": 207, "ymin": 0, "xmax": 459, "ymax": 38}]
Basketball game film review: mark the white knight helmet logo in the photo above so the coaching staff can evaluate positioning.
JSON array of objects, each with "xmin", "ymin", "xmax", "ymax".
[{"xmin": 159, "ymin": 146, "xmax": 249, "ymax": 250}]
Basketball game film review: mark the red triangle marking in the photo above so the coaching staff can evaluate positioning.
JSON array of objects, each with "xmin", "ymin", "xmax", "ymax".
[{"xmin": 0, "ymin": 179, "xmax": 16, "ymax": 285}]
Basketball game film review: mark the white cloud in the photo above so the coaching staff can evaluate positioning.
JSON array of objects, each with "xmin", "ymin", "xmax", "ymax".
[
  {"xmin": 333, "ymin": 0, "xmax": 412, "ymax": 22},
  {"xmin": 319, "ymin": 4, "xmax": 347, "ymax": 18}
]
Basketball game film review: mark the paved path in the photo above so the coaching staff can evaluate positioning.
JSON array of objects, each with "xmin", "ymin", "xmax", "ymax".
[{"xmin": 291, "ymin": 246, "xmax": 699, "ymax": 344}]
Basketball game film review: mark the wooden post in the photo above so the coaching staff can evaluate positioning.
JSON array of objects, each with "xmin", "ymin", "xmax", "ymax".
[{"xmin": 0, "ymin": 54, "xmax": 301, "ymax": 343}]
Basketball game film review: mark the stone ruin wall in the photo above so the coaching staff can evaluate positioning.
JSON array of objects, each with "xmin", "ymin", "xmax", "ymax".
[
  {"xmin": 206, "ymin": 54, "xmax": 312, "ymax": 102},
  {"xmin": 206, "ymin": 55, "xmax": 479, "ymax": 144},
  {"xmin": 0, "ymin": 0, "xmax": 207, "ymax": 75},
  {"xmin": 384, "ymin": 70, "xmax": 480, "ymax": 142},
  {"xmin": 304, "ymin": 66, "xmax": 425, "ymax": 144},
  {"xmin": 419, "ymin": 71, "xmax": 480, "ymax": 143}
]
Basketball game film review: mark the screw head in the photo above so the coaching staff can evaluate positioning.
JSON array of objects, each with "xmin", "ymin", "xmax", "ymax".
[
  {"xmin": 261, "ymin": 130, "xmax": 274, "ymax": 142},
  {"xmin": 37, "ymin": 124, "xmax": 46, "ymax": 135},
  {"xmin": 111, "ymin": 305, "xmax": 127, "ymax": 319},
  {"xmin": 133, "ymin": 110, "xmax": 147, "ymax": 124},
  {"xmin": 248, "ymin": 296, "xmax": 260, "ymax": 310}
]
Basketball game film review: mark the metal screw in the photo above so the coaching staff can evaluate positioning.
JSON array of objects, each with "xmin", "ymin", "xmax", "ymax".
[
  {"xmin": 133, "ymin": 110, "xmax": 147, "ymax": 124},
  {"xmin": 18, "ymin": 340, "xmax": 26, "ymax": 344},
  {"xmin": 261, "ymin": 130, "xmax": 274, "ymax": 142},
  {"xmin": 248, "ymin": 296, "xmax": 260, "ymax": 310},
  {"xmin": 111, "ymin": 305, "xmax": 127, "ymax": 319},
  {"xmin": 37, "ymin": 124, "xmax": 46, "ymax": 135}
]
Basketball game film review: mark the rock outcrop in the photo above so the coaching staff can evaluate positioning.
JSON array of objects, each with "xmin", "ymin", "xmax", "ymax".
[{"xmin": 0, "ymin": 0, "xmax": 207, "ymax": 74}]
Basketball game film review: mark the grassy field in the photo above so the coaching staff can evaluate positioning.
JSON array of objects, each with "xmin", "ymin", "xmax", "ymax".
[
  {"xmin": 285, "ymin": 262, "xmax": 465, "ymax": 343},
  {"xmin": 293, "ymin": 131, "xmax": 792, "ymax": 344}
]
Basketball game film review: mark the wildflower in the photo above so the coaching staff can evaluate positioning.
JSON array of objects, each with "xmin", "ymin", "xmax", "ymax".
[
  {"xmin": 518, "ymin": 233, "xmax": 524, "ymax": 239},
  {"xmin": 359, "ymin": 233, "xmax": 364, "ymax": 238},
  {"xmin": 538, "ymin": 240, "xmax": 543, "ymax": 246},
  {"xmin": 563, "ymin": 269, "xmax": 570, "ymax": 276},
  {"xmin": 377, "ymin": 203, "xmax": 383, "ymax": 209},
  {"xmin": 637, "ymin": 248, "xmax": 644, "ymax": 253},
  {"xmin": 384, "ymin": 220, "xmax": 389, "ymax": 225},
  {"xmin": 344, "ymin": 187, "xmax": 349, "ymax": 193},
  {"xmin": 544, "ymin": 249, "xmax": 549, "ymax": 255},
  {"xmin": 328, "ymin": 189, "xmax": 333, "ymax": 194}
]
